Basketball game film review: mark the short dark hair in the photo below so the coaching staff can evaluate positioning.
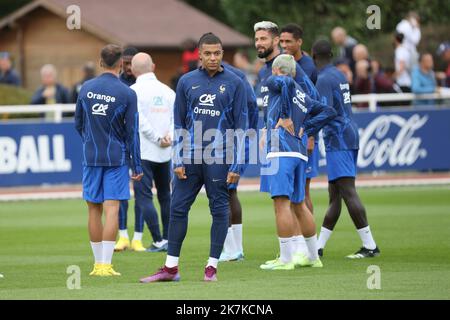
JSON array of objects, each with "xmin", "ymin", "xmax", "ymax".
[
  {"xmin": 100, "ymin": 44, "xmax": 122, "ymax": 68},
  {"xmin": 312, "ymin": 40, "xmax": 333, "ymax": 60},
  {"xmin": 395, "ymin": 32, "xmax": 404, "ymax": 44},
  {"xmin": 198, "ymin": 32, "xmax": 223, "ymax": 49},
  {"xmin": 280, "ymin": 23, "xmax": 303, "ymax": 40},
  {"xmin": 123, "ymin": 46, "xmax": 138, "ymax": 57}
]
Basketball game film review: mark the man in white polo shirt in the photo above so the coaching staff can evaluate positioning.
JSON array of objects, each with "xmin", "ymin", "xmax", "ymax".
[{"xmin": 131, "ymin": 52, "xmax": 175, "ymax": 252}]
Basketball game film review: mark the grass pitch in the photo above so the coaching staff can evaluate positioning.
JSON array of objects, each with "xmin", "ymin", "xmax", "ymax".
[{"xmin": 1, "ymin": 185, "xmax": 450, "ymax": 300}]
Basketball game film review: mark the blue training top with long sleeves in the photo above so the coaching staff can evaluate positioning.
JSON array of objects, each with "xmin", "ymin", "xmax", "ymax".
[
  {"xmin": 315, "ymin": 64, "xmax": 360, "ymax": 151},
  {"xmin": 224, "ymin": 63, "xmax": 258, "ymax": 166},
  {"xmin": 224, "ymin": 63, "xmax": 258, "ymax": 132},
  {"xmin": 257, "ymin": 55, "xmax": 320, "ymax": 126},
  {"xmin": 173, "ymin": 66, "xmax": 248, "ymax": 173},
  {"xmin": 74, "ymin": 72, "xmax": 142, "ymax": 174},
  {"xmin": 297, "ymin": 54, "xmax": 318, "ymax": 84},
  {"xmin": 265, "ymin": 75, "xmax": 336, "ymax": 160}
]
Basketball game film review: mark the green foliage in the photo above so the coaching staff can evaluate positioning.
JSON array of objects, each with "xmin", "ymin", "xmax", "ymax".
[
  {"xmin": 0, "ymin": 0, "xmax": 32, "ymax": 19},
  {"xmin": 0, "ymin": 84, "xmax": 32, "ymax": 105},
  {"xmin": 185, "ymin": 0, "xmax": 450, "ymax": 55},
  {"xmin": 0, "ymin": 84, "xmax": 35, "ymax": 119}
]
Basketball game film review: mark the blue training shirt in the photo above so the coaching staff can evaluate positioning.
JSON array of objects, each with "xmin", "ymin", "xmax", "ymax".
[
  {"xmin": 75, "ymin": 72, "xmax": 142, "ymax": 174},
  {"xmin": 297, "ymin": 54, "xmax": 318, "ymax": 84},
  {"xmin": 257, "ymin": 55, "xmax": 320, "ymax": 125},
  {"xmin": 265, "ymin": 75, "xmax": 336, "ymax": 160},
  {"xmin": 173, "ymin": 66, "xmax": 248, "ymax": 173},
  {"xmin": 224, "ymin": 63, "xmax": 258, "ymax": 166},
  {"xmin": 315, "ymin": 64, "xmax": 360, "ymax": 151}
]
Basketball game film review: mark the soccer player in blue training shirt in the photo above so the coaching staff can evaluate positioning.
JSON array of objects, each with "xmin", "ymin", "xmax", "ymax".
[
  {"xmin": 115, "ymin": 46, "xmax": 146, "ymax": 252},
  {"xmin": 139, "ymin": 33, "xmax": 248, "ymax": 283},
  {"xmin": 280, "ymin": 23, "xmax": 319, "ymax": 212},
  {"xmin": 259, "ymin": 54, "xmax": 336, "ymax": 270},
  {"xmin": 312, "ymin": 40, "xmax": 380, "ymax": 259},
  {"xmin": 75, "ymin": 44, "xmax": 143, "ymax": 276},
  {"xmin": 219, "ymin": 62, "xmax": 258, "ymax": 262},
  {"xmin": 254, "ymin": 21, "xmax": 322, "ymax": 263},
  {"xmin": 280, "ymin": 24, "xmax": 318, "ymax": 84}
]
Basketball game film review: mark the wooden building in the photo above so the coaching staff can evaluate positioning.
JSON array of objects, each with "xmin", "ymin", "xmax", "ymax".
[{"xmin": 0, "ymin": 0, "xmax": 251, "ymax": 91}]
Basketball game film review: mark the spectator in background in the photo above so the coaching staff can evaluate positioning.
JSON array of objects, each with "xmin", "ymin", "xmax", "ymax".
[
  {"xmin": 351, "ymin": 44, "xmax": 369, "ymax": 80},
  {"xmin": 181, "ymin": 39, "xmax": 199, "ymax": 74},
  {"xmin": 353, "ymin": 59, "xmax": 372, "ymax": 107},
  {"xmin": 0, "ymin": 52, "xmax": 21, "ymax": 87},
  {"xmin": 233, "ymin": 51, "xmax": 258, "ymax": 87},
  {"xmin": 331, "ymin": 27, "xmax": 358, "ymax": 70},
  {"xmin": 71, "ymin": 61, "xmax": 96, "ymax": 102},
  {"xmin": 396, "ymin": 11, "xmax": 421, "ymax": 68},
  {"xmin": 353, "ymin": 59, "xmax": 397, "ymax": 108},
  {"xmin": 171, "ymin": 39, "xmax": 200, "ymax": 90},
  {"xmin": 31, "ymin": 64, "xmax": 70, "ymax": 105},
  {"xmin": 334, "ymin": 57, "xmax": 353, "ymax": 88},
  {"xmin": 371, "ymin": 60, "xmax": 396, "ymax": 94},
  {"xmin": 119, "ymin": 47, "xmax": 139, "ymax": 86},
  {"xmin": 411, "ymin": 53, "xmax": 437, "ymax": 106},
  {"xmin": 436, "ymin": 42, "xmax": 450, "ymax": 88},
  {"xmin": 394, "ymin": 32, "xmax": 412, "ymax": 97}
]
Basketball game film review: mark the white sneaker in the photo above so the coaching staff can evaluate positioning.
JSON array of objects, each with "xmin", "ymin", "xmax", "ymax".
[
  {"xmin": 219, "ymin": 251, "xmax": 244, "ymax": 262},
  {"xmin": 153, "ymin": 239, "xmax": 168, "ymax": 248}
]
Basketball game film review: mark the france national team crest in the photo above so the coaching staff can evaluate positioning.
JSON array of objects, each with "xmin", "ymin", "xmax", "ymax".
[{"xmin": 219, "ymin": 84, "xmax": 226, "ymax": 94}]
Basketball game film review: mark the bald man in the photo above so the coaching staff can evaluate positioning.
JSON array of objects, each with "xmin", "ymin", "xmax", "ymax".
[
  {"xmin": 130, "ymin": 53, "xmax": 175, "ymax": 252},
  {"xmin": 331, "ymin": 27, "xmax": 358, "ymax": 65}
]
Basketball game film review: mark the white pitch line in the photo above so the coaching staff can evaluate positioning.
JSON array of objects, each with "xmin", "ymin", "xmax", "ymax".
[{"xmin": 1, "ymin": 178, "xmax": 450, "ymax": 202}]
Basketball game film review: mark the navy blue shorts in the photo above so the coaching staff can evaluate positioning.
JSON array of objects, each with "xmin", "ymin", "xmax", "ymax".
[
  {"xmin": 306, "ymin": 146, "xmax": 319, "ymax": 179},
  {"xmin": 267, "ymin": 157, "xmax": 307, "ymax": 204},
  {"xmin": 82, "ymin": 165, "xmax": 130, "ymax": 203},
  {"xmin": 326, "ymin": 150, "xmax": 358, "ymax": 182}
]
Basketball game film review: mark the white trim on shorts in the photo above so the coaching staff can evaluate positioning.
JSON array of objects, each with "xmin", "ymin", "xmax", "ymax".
[{"xmin": 266, "ymin": 152, "xmax": 308, "ymax": 162}]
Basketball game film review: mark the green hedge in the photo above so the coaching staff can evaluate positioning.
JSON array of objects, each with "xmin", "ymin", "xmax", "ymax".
[
  {"xmin": 0, "ymin": 84, "xmax": 36, "ymax": 119},
  {"xmin": 0, "ymin": 84, "xmax": 32, "ymax": 105}
]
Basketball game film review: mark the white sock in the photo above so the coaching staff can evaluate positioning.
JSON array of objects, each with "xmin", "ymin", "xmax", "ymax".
[
  {"xmin": 305, "ymin": 235, "xmax": 319, "ymax": 261},
  {"xmin": 357, "ymin": 226, "xmax": 377, "ymax": 250},
  {"xmin": 317, "ymin": 226, "xmax": 333, "ymax": 249},
  {"xmin": 102, "ymin": 241, "xmax": 115, "ymax": 265},
  {"xmin": 90, "ymin": 241, "xmax": 103, "ymax": 264},
  {"xmin": 294, "ymin": 235, "xmax": 308, "ymax": 256},
  {"xmin": 279, "ymin": 237, "xmax": 293, "ymax": 264},
  {"xmin": 223, "ymin": 227, "xmax": 237, "ymax": 254},
  {"xmin": 232, "ymin": 224, "xmax": 243, "ymax": 253},
  {"xmin": 207, "ymin": 257, "xmax": 219, "ymax": 269},
  {"xmin": 119, "ymin": 229, "xmax": 129, "ymax": 239},
  {"xmin": 132, "ymin": 232, "xmax": 143, "ymax": 241},
  {"xmin": 165, "ymin": 255, "xmax": 179, "ymax": 268}
]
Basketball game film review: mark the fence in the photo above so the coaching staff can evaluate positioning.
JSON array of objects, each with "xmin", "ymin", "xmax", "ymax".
[{"xmin": 1, "ymin": 93, "xmax": 450, "ymax": 187}]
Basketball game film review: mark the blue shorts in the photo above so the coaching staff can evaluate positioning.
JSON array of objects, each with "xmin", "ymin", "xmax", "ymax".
[
  {"xmin": 306, "ymin": 146, "xmax": 319, "ymax": 179},
  {"xmin": 326, "ymin": 150, "xmax": 358, "ymax": 182},
  {"xmin": 267, "ymin": 157, "xmax": 307, "ymax": 204},
  {"xmin": 82, "ymin": 166, "xmax": 130, "ymax": 203},
  {"xmin": 260, "ymin": 155, "xmax": 284, "ymax": 193}
]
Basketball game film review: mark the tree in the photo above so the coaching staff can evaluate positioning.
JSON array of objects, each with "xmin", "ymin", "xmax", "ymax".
[{"xmin": 0, "ymin": 0, "xmax": 32, "ymax": 19}]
